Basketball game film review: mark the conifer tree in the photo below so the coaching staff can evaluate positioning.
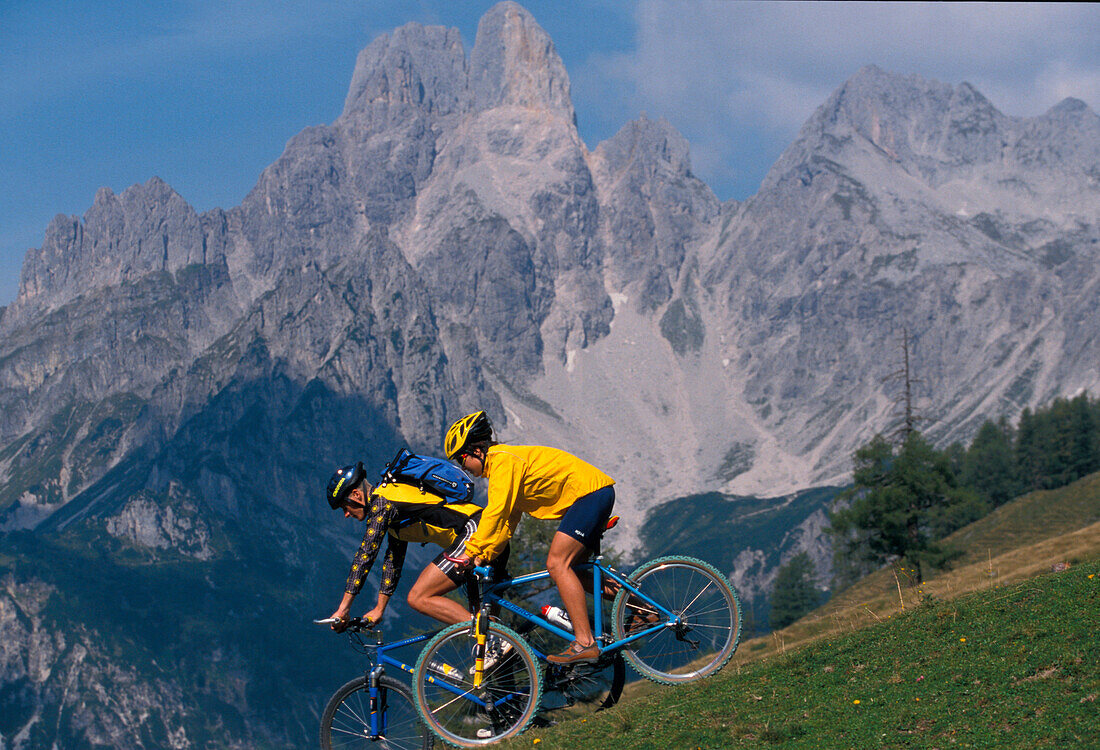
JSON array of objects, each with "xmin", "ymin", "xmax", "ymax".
[
  {"xmin": 829, "ymin": 432, "xmax": 986, "ymax": 584},
  {"xmin": 1067, "ymin": 393, "xmax": 1100, "ymax": 480},
  {"xmin": 962, "ymin": 418, "xmax": 1019, "ymax": 506},
  {"xmin": 770, "ymin": 552, "xmax": 819, "ymax": 629},
  {"xmin": 1014, "ymin": 408, "xmax": 1042, "ymax": 491}
]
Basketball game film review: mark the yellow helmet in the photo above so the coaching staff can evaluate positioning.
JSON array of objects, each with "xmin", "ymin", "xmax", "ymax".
[{"xmin": 444, "ymin": 411, "xmax": 494, "ymax": 460}]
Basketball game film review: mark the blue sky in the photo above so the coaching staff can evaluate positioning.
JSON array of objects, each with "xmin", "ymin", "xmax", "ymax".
[{"xmin": 3, "ymin": 1, "xmax": 1100, "ymax": 306}]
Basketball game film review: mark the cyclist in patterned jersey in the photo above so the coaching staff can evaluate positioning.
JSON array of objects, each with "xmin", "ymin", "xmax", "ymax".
[
  {"xmin": 324, "ymin": 461, "xmax": 509, "ymax": 632},
  {"xmin": 442, "ymin": 411, "xmax": 616, "ymax": 665}
]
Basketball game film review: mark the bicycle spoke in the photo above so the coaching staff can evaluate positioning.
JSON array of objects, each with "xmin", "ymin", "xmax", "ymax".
[
  {"xmin": 416, "ymin": 622, "xmax": 542, "ymax": 746},
  {"xmin": 322, "ymin": 674, "xmax": 431, "ymax": 750},
  {"xmin": 682, "ymin": 615, "xmax": 734, "ymax": 629},
  {"xmin": 680, "ymin": 578, "xmax": 715, "ymax": 613},
  {"xmin": 613, "ymin": 557, "xmax": 741, "ymax": 685},
  {"xmin": 686, "ymin": 603, "xmax": 736, "ymax": 618}
]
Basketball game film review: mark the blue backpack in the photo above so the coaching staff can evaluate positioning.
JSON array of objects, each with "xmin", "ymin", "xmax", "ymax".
[{"xmin": 378, "ymin": 448, "xmax": 475, "ymax": 503}]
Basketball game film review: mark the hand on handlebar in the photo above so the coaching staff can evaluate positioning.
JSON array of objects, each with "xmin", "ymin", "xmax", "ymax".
[
  {"xmin": 315, "ymin": 615, "xmax": 373, "ymax": 632},
  {"xmin": 362, "ymin": 605, "xmax": 384, "ymax": 627},
  {"xmin": 325, "ymin": 607, "xmax": 351, "ymax": 632}
]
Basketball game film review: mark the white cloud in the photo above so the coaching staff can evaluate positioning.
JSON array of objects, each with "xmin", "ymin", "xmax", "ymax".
[{"xmin": 587, "ymin": 1, "xmax": 1100, "ymax": 198}]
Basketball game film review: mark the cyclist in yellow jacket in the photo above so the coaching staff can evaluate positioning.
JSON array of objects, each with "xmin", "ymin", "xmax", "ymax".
[
  {"xmin": 443, "ymin": 411, "xmax": 616, "ymax": 665},
  {"xmin": 324, "ymin": 461, "xmax": 508, "ymax": 631}
]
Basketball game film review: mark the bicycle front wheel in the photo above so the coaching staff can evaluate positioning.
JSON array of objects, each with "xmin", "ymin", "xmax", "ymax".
[
  {"xmin": 611, "ymin": 556, "xmax": 742, "ymax": 685},
  {"xmin": 321, "ymin": 673, "xmax": 434, "ymax": 749},
  {"xmin": 413, "ymin": 622, "xmax": 542, "ymax": 747}
]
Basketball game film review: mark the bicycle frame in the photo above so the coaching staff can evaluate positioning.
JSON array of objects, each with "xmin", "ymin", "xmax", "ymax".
[
  {"xmin": 412, "ymin": 556, "xmax": 669, "ymax": 709},
  {"xmin": 475, "ymin": 556, "xmax": 673, "ymax": 657},
  {"xmin": 358, "ymin": 632, "xmax": 433, "ymax": 738}
]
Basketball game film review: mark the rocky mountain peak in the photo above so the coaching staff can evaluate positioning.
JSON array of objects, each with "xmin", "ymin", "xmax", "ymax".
[
  {"xmin": 7, "ymin": 177, "xmax": 208, "ymax": 324},
  {"xmin": 468, "ymin": 1, "xmax": 574, "ymax": 121},
  {"xmin": 595, "ymin": 115, "xmax": 696, "ymax": 179},
  {"xmin": 340, "ymin": 22, "xmax": 467, "ymax": 126},
  {"xmin": 1046, "ymin": 96, "xmax": 1093, "ymax": 118},
  {"xmin": 815, "ymin": 66, "xmax": 1008, "ymax": 166},
  {"xmin": 1022, "ymin": 97, "xmax": 1100, "ymax": 173},
  {"xmin": 759, "ymin": 65, "xmax": 1042, "ymax": 197},
  {"xmin": 591, "ymin": 116, "xmax": 718, "ymax": 308}
]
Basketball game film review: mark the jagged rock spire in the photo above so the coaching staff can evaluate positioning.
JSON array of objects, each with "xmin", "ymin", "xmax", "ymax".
[
  {"xmin": 341, "ymin": 22, "xmax": 467, "ymax": 125},
  {"xmin": 468, "ymin": 1, "xmax": 574, "ymax": 120}
]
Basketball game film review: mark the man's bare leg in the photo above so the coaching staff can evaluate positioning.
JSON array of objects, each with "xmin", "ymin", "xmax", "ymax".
[
  {"xmin": 407, "ymin": 565, "xmax": 469, "ymax": 625},
  {"xmin": 547, "ymin": 532, "xmax": 596, "ymax": 647}
]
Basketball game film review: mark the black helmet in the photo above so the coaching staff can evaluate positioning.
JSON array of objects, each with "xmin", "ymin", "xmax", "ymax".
[
  {"xmin": 443, "ymin": 411, "xmax": 494, "ymax": 460},
  {"xmin": 326, "ymin": 462, "xmax": 366, "ymax": 509}
]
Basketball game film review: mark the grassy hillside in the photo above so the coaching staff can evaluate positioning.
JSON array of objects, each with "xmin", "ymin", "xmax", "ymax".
[
  {"xmin": 738, "ymin": 471, "xmax": 1100, "ymax": 664},
  {"xmin": 503, "ymin": 472, "xmax": 1100, "ymax": 749},
  {"xmin": 508, "ymin": 560, "xmax": 1099, "ymax": 749}
]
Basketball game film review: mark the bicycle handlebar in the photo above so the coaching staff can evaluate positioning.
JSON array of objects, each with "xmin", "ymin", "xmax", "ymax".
[{"xmin": 314, "ymin": 616, "xmax": 375, "ymax": 632}]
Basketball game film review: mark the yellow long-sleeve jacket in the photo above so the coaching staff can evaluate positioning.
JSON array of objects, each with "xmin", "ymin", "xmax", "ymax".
[{"xmin": 463, "ymin": 444, "xmax": 614, "ymax": 561}]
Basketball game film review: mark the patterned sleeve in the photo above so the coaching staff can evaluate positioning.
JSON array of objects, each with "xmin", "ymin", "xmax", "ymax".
[
  {"xmin": 379, "ymin": 536, "xmax": 408, "ymax": 597},
  {"xmin": 343, "ymin": 497, "xmax": 398, "ymax": 596}
]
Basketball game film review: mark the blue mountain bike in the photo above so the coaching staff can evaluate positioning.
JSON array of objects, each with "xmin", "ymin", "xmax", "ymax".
[
  {"xmin": 316, "ymin": 619, "xmax": 435, "ymax": 749},
  {"xmin": 411, "ymin": 554, "xmax": 742, "ymax": 747}
]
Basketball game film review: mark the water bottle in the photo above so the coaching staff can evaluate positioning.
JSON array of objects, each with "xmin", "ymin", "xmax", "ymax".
[
  {"xmin": 541, "ymin": 604, "xmax": 573, "ymax": 632},
  {"xmin": 427, "ymin": 659, "xmax": 463, "ymax": 680}
]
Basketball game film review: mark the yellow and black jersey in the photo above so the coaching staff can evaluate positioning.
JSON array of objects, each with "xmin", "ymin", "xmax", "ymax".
[{"xmin": 344, "ymin": 481, "xmax": 483, "ymax": 597}]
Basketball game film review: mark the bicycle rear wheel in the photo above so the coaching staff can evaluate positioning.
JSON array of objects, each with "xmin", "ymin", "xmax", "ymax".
[
  {"xmin": 611, "ymin": 556, "xmax": 741, "ymax": 685},
  {"xmin": 413, "ymin": 622, "xmax": 542, "ymax": 747},
  {"xmin": 321, "ymin": 674, "xmax": 433, "ymax": 749}
]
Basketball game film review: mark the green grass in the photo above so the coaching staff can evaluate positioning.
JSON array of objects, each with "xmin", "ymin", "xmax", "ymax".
[
  {"xmin": 948, "ymin": 472, "xmax": 1100, "ymax": 563},
  {"xmin": 507, "ymin": 561, "xmax": 1100, "ymax": 749},
  {"xmin": 739, "ymin": 471, "xmax": 1100, "ymax": 666}
]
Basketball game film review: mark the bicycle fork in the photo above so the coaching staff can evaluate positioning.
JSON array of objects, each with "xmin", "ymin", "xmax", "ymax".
[
  {"xmin": 472, "ymin": 605, "xmax": 489, "ymax": 688},
  {"xmin": 367, "ymin": 667, "xmax": 386, "ymax": 740}
]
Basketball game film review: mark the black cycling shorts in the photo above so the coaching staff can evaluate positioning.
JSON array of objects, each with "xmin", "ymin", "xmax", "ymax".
[{"xmin": 556, "ymin": 485, "xmax": 616, "ymax": 551}]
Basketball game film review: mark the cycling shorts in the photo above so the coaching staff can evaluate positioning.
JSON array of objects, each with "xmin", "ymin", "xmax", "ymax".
[
  {"xmin": 556, "ymin": 485, "xmax": 615, "ymax": 551},
  {"xmin": 433, "ymin": 516, "xmax": 511, "ymax": 585}
]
